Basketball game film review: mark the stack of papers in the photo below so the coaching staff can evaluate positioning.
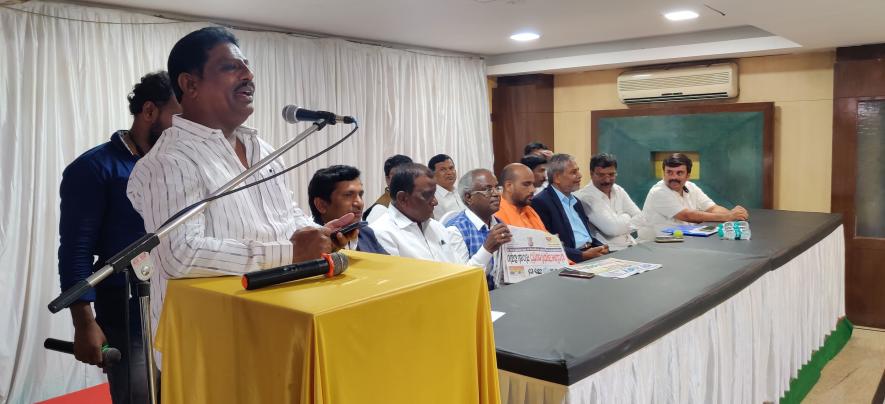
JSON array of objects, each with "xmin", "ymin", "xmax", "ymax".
[
  {"xmin": 662, "ymin": 224, "xmax": 718, "ymax": 237},
  {"xmin": 566, "ymin": 258, "xmax": 662, "ymax": 279}
]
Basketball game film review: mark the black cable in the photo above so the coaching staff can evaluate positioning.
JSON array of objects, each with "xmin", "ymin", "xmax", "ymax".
[
  {"xmin": 159, "ymin": 123, "xmax": 359, "ymax": 228},
  {"xmin": 0, "ymin": 4, "xmax": 188, "ymax": 25}
]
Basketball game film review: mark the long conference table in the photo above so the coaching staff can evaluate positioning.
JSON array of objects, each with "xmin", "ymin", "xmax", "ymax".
[{"xmin": 490, "ymin": 209, "xmax": 845, "ymax": 403}]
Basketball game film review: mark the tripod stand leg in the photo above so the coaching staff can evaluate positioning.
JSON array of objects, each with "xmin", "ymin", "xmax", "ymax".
[{"xmin": 136, "ymin": 281, "xmax": 158, "ymax": 404}]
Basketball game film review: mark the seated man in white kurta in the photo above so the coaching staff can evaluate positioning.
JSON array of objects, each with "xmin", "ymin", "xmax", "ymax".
[
  {"xmin": 640, "ymin": 153, "xmax": 749, "ymax": 239},
  {"xmin": 574, "ymin": 153, "xmax": 641, "ymax": 251}
]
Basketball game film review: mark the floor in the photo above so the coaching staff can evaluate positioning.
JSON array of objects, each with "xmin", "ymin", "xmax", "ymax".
[{"xmin": 803, "ymin": 326, "xmax": 885, "ymax": 404}]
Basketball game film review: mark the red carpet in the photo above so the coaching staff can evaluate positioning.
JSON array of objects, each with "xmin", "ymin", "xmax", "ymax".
[{"xmin": 36, "ymin": 383, "xmax": 111, "ymax": 404}]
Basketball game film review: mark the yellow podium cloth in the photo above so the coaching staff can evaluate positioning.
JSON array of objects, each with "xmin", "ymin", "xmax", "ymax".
[{"xmin": 155, "ymin": 251, "xmax": 500, "ymax": 404}]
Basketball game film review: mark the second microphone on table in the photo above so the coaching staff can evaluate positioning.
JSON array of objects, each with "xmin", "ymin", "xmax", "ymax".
[{"xmin": 242, "ymin": 252, "xmax": 349, "ymax": 290}]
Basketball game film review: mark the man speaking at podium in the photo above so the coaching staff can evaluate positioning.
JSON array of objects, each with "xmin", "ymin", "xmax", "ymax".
[{"xmin": 127, "ymin": 27, "xmax": 353, "ymax": 365}]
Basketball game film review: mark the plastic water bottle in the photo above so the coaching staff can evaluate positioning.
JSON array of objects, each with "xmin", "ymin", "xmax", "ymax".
[{"xmin": 718, "ymin": 221, "xmax": 751, "ymax": 240}]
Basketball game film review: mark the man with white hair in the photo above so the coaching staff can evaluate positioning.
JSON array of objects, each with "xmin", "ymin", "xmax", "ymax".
[{"xmin": 444, "ymin": 169, "xmax": 512, "ymax": 290}]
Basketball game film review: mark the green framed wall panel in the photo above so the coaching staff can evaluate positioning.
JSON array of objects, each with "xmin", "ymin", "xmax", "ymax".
[{"xmin": 591, "ymin": 103, "xmax": 774, "ymax": 209}]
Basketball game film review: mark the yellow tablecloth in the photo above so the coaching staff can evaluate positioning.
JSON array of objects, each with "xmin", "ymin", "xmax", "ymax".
[{"xmin": 155, "ymin": 251, "xmax": 500, "ymax": 404}]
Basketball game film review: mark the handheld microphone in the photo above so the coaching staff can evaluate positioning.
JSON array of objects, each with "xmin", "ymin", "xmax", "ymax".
[
  {"xmin": 282, "ymin": 105, "xmax": 356, "ymax": 125},
  {"xmin": 44, "ymin": 338, "xmax": 122, "ymax": 368},
  {"xmin": 242, "ymin": 252, "xmax": 349, "ymax": 290}
]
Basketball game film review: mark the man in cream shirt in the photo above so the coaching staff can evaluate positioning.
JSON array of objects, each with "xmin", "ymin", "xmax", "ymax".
[
  {"xmin": 429, "ymin": 153, "xmax": 465, "ymax": 221},
  {"xmin": 574, "ymin": 153, "xmax": 641, "ymax": 251},
  {"xmin": 640, "ymin": 153, "xmax": 748, "ymax": 239}
]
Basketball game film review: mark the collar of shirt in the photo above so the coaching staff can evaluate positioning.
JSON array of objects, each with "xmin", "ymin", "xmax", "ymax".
[
  {"xmin": 551, "ymin": 186, "xmax": 577, "ymax": 208},
  {"xmin": 661, "ymin": 180, "xmax": 694, "ymax": 197},
  {"xmin": 389, "ymin": 203, "xmax": 428, "ymax": 231},
  {"xmin": 575, "ymin": 182, "xmax": 606, "ymax": 202},
  {"xmin": 111, "ymin": 130, "xmax": 140, "ymax": 159},
  {"xmin": 587, "ymin": 183, "xmax": 623, "ymax": 209},
  {"xmin": 591, "ymin": 183, "xmax": 610, "ymax": 199},
  {"xmin": 464, "ymin": 208, "xmax": 497, "ymax": 231},
  {"xmin": 171, "ymin": 114, "xmax": 258, "ymax": 141},
  {"xmin": 435, "ymin": 184, "xmax": 458, "ymax": 201}
]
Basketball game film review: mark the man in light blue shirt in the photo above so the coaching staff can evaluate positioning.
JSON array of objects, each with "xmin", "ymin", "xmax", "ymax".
[
  {"xmin": 532, "ymin": 154, "xmax": 608, "ymax": 262},
  {"xmin": 552, "ymin": 185, "xmax": 592, "ymax": 247}
]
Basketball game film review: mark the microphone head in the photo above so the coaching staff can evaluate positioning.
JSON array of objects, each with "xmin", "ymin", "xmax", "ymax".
[
  {"xmin": 330, "ymin": 252, "xmax": 349, "ymax": 276},
  {"xmin": 282, "ymin": 105, "xmax": 300, "ymax": 124}
]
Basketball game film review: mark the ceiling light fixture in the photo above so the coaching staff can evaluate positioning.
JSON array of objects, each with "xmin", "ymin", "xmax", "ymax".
[
  {"xmin": 664, "ymin": 10, "xmax": 699, "ymax": 21},
  {"xmin": 510, "ymin": 32, "xmax": 540, "ymax": 41}
]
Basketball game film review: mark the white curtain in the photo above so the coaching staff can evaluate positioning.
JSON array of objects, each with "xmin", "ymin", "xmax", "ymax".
[{"xmin": 0, "ymin": 2, "xmax": 492, "ymax": 402}]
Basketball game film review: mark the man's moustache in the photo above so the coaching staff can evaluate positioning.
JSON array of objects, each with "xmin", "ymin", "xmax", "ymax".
[{"xmin": 236, "ymin": 81, "xmax": 255, "ymax": 92}]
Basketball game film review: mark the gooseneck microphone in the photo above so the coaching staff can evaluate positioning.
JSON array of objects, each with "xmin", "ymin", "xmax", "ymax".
[
  {"xmin": 44, "ymin": 338, "xmax": 122, "ymax": 368},
  {"xmin": 242, "ymin": 252, "xmax": 349, "ymax": 290},
  {"xmin": 282, "ymin": 105, "xmax": 356, "ymax": 125}
]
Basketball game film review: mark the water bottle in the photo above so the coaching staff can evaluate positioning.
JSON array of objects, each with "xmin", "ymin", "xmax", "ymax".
[{"xmin": 718, "ymin": 221, "xmax": 751, "ymax": 240}]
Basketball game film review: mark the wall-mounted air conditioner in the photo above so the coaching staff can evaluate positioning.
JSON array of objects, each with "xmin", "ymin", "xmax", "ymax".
[{"xmin": 617, "ymin": 63, "xmax": 738, "ymax": 104}]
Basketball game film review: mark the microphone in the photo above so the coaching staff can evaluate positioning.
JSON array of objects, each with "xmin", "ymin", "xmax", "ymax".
[
  {"xmin": 44, "ymin": 338, "xmax": 122, "ymax": 368},
  {"xmin": 282, "ymin": 105, "xmax": 356, "ymax": 125},
  {"xmin": 242, "ymin": 252, "xmax": 349, "ymax": 290}
]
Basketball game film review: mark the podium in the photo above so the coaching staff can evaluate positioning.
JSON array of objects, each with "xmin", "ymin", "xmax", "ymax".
[{"xmin": 155, "ymin": 251, "xmax": 500, "ymax": 404}]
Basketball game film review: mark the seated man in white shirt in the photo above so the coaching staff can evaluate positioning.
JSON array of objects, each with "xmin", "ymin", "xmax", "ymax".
[
  {"xmin": 429, "ymin": 153, "xmax": 465, "ymax": 221},
  {"xmin": 640, "ymin": 153, "xmax": 749, "ymax": 239},
  {"xmin": 574, "ymin": 153, "xmax": 641, "ymax": 251},
  {"xmin": 370, "ymin": 163, "xmax": 486, "ymax": 266}
]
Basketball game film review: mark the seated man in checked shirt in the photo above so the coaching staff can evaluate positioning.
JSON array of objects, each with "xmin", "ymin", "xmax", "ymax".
[{"xmin": 444, "ymin": 169, "xmax": 512, "ymax": 291}]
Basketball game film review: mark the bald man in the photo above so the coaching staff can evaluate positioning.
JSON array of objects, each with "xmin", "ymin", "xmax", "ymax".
[{"xmin": 495, "ymin": 163, "xmax": 547, "ymax": 231}]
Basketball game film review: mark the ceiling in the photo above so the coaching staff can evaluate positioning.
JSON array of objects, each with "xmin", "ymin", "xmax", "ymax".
[{"xmin": 85, "ymin": 0, "xmax": 885, "ymax": 74}]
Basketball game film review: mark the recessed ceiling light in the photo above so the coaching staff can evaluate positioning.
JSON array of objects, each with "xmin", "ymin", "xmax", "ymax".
[
  {"xmin": 664, "ymin": 10, "xmax": 699, "ymax": 21},
  {"xmin": 510, "ymin": 32, "xmax": 540, "ymax": 41}
]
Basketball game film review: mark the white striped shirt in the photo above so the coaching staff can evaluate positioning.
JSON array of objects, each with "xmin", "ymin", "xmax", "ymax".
[{"xmin": 127, "ymin": 115, "xmax": 313, "ymax": 352}]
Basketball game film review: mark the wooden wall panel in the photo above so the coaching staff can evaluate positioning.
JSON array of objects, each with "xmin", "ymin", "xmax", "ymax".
[{"xmin": 491, "ymin": 75, "xmax": 554, "ymax": 175}]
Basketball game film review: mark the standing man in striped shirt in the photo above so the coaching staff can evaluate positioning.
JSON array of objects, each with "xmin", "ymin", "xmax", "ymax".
[{"xmin": 127, "ymin": 27, "xmax": 353, "ymax": 363}]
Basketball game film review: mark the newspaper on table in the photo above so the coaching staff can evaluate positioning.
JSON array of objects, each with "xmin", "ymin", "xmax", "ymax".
[
  {"xmin": 497, "ymin": 226, "xmax": 569, "ymax": 284},
  {"xmin": 566, "ymin": 258, "xmax": 661, "ymax": 279}
]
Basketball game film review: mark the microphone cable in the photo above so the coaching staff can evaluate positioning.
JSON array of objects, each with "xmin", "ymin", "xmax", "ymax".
[{"xmin": 159, "ymin": 122, "xmax": 359, "ymax": 228}]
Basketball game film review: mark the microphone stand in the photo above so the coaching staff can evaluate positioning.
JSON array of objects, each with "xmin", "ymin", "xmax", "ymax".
[{"xmin": 48, "ymin": 119, "xmax": 329, "ymax": 404}]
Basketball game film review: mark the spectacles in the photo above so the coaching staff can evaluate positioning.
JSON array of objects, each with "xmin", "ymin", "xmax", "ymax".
[{"xmin": 469, "ymin": 186, "xmax": 503, "ymax": 197}]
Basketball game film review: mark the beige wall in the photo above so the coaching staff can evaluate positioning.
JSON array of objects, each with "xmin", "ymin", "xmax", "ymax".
[{"xmin": 553, "ymin": 51, "xmax": 835, "ymax": 212}]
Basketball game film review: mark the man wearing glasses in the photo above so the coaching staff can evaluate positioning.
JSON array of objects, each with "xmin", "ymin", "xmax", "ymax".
[
  {"xmin": 575, "ymin": 153, "xmax": 642, "ymax": 251},
  {"xmin": 445, "ymin": 169, "xmax": 512, "ymax": 290}
]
